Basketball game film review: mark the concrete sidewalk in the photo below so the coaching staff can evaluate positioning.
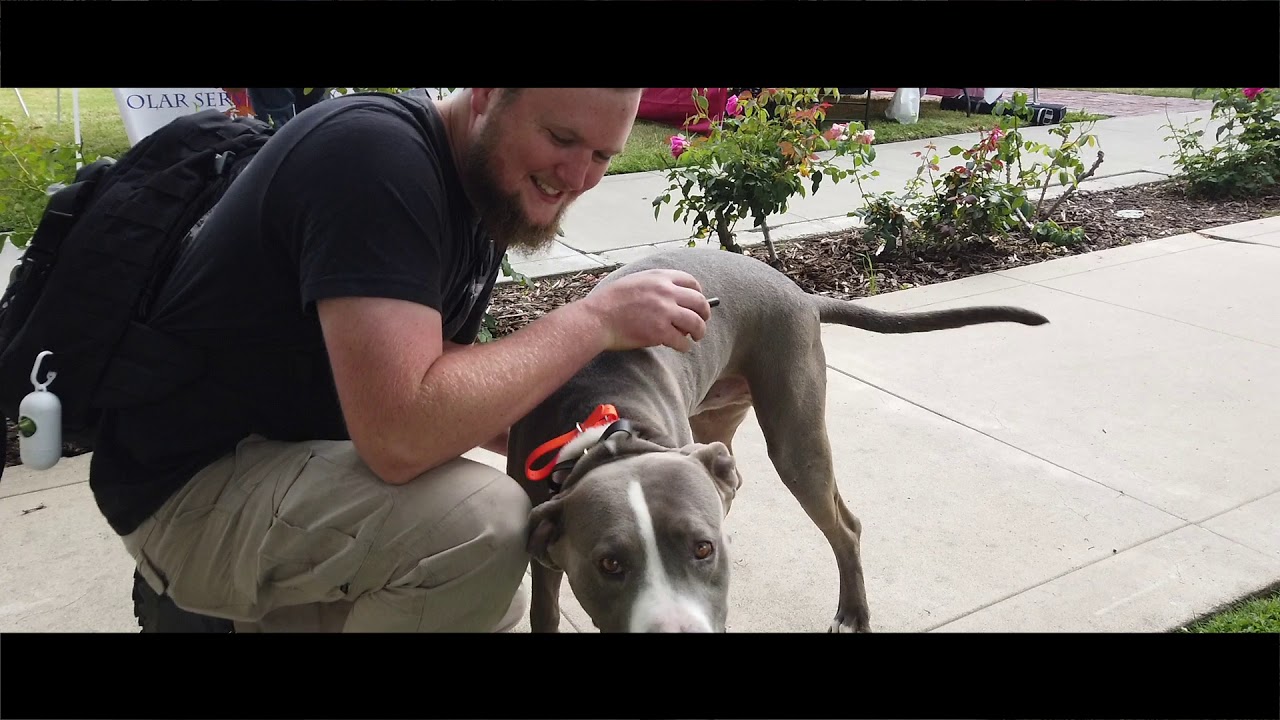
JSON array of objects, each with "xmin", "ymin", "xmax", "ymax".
[
  {"xmin": 3, "ymin": 99, "xmax": 1277, "ymax": 634},
  {"xmin": 3, "ymin": 214, "xmax": 1276, "ymax": 633}
]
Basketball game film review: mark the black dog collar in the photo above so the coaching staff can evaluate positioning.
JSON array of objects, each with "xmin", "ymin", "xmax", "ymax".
[{"xmin": 548, "ymin": 419, "xmax": 636, "ymax": 496}]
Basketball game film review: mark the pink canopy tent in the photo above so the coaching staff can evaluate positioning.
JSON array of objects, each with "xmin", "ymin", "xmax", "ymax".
[
  {"xmin": 636, "ymin": 88, "xmax": 1013, "ymax": 132},
  {"xmin": 637, "ymin": 88, "xmax": 731, "ymax": 135}
]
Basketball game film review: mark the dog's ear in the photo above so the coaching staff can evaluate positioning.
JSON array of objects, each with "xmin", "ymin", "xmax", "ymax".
[
  {"xmin": 526, "ymin": 497, "xmax": 565, "ymax": 571},
  {"xmin": 682, "ymin": 442, "xmax": 741, "ymax": 515}
]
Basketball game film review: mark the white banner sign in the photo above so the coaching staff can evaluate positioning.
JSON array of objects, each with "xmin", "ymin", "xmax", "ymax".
[{"xmin": 113, "ymin": 88, "xmax": 251, "ymax": 146}]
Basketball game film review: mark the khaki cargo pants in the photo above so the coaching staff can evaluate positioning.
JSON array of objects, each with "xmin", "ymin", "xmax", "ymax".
[{"xmin": 122, "ymin": 435, "xmax": 532, "ymax": 632}]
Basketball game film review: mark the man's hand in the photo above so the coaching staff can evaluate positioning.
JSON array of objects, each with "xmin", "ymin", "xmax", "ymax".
[{"xmin": 579, "ymin": 269, "xmax": 713, "ymax": 353}]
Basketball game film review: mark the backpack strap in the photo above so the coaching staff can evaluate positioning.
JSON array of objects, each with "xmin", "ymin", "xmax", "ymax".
[{"xmin": 8, "ymin": 171, "xmax": 105, "ymax": 282}]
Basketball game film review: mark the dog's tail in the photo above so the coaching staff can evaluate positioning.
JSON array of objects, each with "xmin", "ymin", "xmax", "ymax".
[{"xmin": 813, "ymin": 296, "xmax": 1049, "ymax": 333}]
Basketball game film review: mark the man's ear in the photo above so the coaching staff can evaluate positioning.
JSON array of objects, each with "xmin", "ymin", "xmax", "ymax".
[
  {"xmin": 526, "ymin": 496, "xmax": 565, "ymax": 571},
  {"xmin": 682, "ymin": 442, "xmax": 741, "ymax": 515},
  {"xmin": 471, "ymin": 88, "xmax": 497, "ymax": 115}
]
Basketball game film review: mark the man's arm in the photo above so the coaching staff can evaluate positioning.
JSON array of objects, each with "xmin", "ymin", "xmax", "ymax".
[
  {"xmin": 318, "ymin": 268, "xmax": 711, "ymax": 485},
  {"xmin": 439, "ymin": 342, "xmax": 510, "ymax": 457},
  {"xmin": 479, "ymin": 429, "xmax": 510, "ymax": 456}
]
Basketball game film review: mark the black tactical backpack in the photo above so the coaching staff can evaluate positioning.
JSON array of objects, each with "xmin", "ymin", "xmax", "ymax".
[{"xmin": 0, "ymin": 109, "xmax": 275, "ymax": 479}]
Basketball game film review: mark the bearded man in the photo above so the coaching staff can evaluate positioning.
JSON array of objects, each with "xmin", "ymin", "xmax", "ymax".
[{"xmin": 102, "ymin": 88, "xmax": 714, "ymax": 633}]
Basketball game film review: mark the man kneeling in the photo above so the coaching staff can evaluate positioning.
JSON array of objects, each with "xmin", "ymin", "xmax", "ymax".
[{"xmin": 98, "ymin": 87, "xmax": 713, "ymax": 632}]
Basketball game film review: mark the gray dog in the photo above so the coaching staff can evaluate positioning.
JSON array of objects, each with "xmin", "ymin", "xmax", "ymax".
[{"xmin": 506, "ymin": 247, "xmax": 1048, "ymax": 633}]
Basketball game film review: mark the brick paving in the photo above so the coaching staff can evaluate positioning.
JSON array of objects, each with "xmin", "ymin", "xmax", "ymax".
[
  {"xmin": 1010, "ymin": 88, "xmax": 1213, "ymax": 117},
  {"xmin": 864, "ymin": 88, "xmax": 1213, "ymax": 119}
]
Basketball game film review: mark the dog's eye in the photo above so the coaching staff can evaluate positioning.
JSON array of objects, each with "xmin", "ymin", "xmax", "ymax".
[
  {"xmin": 694, "ymin": 541, "xmax": 714, "ymax": 560},
  {"xmin": 599, "ymin": 557, "xmax": 623, "ymax": 574}
]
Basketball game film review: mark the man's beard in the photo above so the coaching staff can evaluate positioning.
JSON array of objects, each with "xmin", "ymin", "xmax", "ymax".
[{"xmin": 461, "ymin": 125, "xmax": 567, "ymax": 253}]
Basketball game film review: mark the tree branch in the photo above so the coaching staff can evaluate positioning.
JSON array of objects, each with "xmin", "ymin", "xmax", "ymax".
[{"xmin": 1044, "ymin": 150, "xmax": 1105, "ymax": 219}]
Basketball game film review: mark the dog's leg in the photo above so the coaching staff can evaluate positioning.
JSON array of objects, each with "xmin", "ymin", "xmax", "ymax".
[
  {"xmin": 529, "ymin": 562, "xmax": 565, "ymax": 633},
  {"xmin": 690, "ymin": 401, "xmax": 751, "ymax": 500},
  {"xmin": 690, "ymin": 402, "xmax": 752, "ymax": 454},
  {"xmin": 747, "ymin": 332, "xmax": 871, "ymax": 633}
]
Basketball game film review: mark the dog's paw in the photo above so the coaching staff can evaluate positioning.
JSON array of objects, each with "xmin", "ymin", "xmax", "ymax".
[{"xmin": 827, "ymin": 613, "xmax": 872, "ymax": 633}]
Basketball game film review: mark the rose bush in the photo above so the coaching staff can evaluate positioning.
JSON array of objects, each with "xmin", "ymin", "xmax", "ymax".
[
  {"xmin": 652, "ymin": 88, "xmax": 878, "ymax": 263},
  {"xmin": 852, "ymin": 91, "xmax": 1103, "ymax": 253},
  {"xmin": 1163, "ymin": 87, "xmax": 1278, "ymax": 199}
]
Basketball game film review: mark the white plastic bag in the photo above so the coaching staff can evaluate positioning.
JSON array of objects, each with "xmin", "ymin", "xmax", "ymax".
[{"xmin": 885, "ymin": 87, "xmax": 920, "ymax": 125}]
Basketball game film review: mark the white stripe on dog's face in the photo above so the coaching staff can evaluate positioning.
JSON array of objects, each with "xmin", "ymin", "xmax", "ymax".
[{"xmin": 625, "ymin": 480, "xmax": 715, "ymax": 633}]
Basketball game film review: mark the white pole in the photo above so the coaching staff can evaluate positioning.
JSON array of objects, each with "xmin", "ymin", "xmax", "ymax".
[
  {"xmin": 72, "ymin": 88, "xmax": 82, "ymax": 170},
  {"xmin": 13, "ymin": 89, "xmax": 30, "ymax": 118}
]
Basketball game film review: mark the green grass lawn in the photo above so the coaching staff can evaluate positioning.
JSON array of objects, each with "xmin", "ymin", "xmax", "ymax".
[
  {"xmin": 0, "ymin": 88, "xmax": 132, "ymax": 159},
  {"xmin": 1181, "ymin": 587, "xmax": 1280, "ymax": 633},
  {"xmin": 1059, "ymin": 87, "xmax": 1201, "ymax": 99},
  {"xmin": 0, "ymin": 89, "xmax": 132, "ymax": 239}
]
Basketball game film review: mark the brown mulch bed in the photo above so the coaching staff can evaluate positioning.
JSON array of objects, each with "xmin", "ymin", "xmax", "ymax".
[
  {"xmin": 6, "ymin": 179, "xmax": 1279, "ymax": 470},
  {"xmin": 485, "ymin": 179, "xmax": 1280, "ymax": 335}
]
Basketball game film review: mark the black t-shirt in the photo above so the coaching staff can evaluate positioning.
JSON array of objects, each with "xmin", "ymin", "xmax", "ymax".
[{"xmin": 90, "ymin": 91, "xmax": 506, "ymax": 536}]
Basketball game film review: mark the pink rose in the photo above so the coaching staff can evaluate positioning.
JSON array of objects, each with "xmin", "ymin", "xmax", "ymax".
[
  {"xmin": 726, "ymin": 93, "xmax": 742, "ymax": 116},
  {"xmin": 855, "ymin": 128, "xmax": 875, "ymax": 145},
  {"xmin": 982, "ymin": 126, "xmax": 1005, "ymax": 152},
  {"xmin": 670, "ymin": 135, "xmax": 691, "ymax": 158},
  {"xmin": 1243, "ymin": 87, "xmax": 1266, "ymax": 100},
  {"xmin": 823, "ymin": 122, "xmax": 850, "ymax": 142}
]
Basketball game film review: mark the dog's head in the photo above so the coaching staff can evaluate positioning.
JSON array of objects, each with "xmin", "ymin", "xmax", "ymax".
[{"xmin": 526, "ymin": 425, "xmax": 742, "ymax": 633}]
